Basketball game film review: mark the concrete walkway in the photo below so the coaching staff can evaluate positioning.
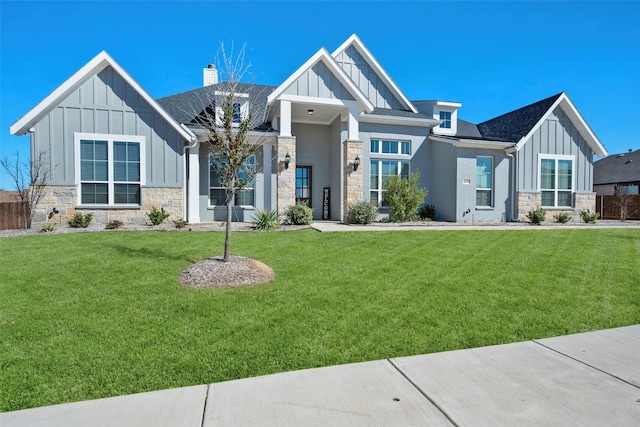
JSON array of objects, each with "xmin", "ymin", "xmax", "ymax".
[
  {"xmin": 311, "ymin": 220, "xmax": 640, "ymax": 232},
  {"xmin": 3, "ymin": 325, "xmax": 639, "ymax": 426}
]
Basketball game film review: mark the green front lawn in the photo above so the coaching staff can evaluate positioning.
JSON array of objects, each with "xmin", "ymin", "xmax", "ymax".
[{"xmin": 1, "ymin": 228, "xmax": 639, "ymax": 411}]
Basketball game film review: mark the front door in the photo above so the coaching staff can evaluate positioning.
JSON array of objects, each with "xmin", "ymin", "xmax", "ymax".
[{"xmin": 296, "ymin": 165, "xmax": 312, "ymax": 207}]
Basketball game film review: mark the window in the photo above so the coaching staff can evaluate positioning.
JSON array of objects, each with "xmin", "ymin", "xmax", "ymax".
[
  {"xmin": 619, "ymin": 184, "xmax": 639, "ymax": 195},
  {"xmin": 370, "ymin": 160, "xmax": 409, "ymax": 206},
  {"xmin": 539, "ymin": 155, "xmax": 574, "ymax": 207},
  {"xmin": 476, "ymin": 157, "xmax": 493, "ymax": 207},
  {"xmin": 209, "ymin": 155, "xmax": 255, "ymax": 206},
  {"xmin": 232, "ymin": 102, "xmax": 242, "ymax": 123},
  {"xmin": 439, "ymin": 111, "xmax": 452, "ymax": 129},
  {"xmin": 370, "ymin": 139, "xmax": 410, "ymax": 155},
  {"xmin": 76, "ymin": 133, "xmax": 144, "ymax": 206}
]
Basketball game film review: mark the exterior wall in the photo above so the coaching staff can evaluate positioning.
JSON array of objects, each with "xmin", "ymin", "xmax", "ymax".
[
  {"xmin": 334, "ymin": 46, "xmax": 404, "ymax": 110},
  {"xmin": 329, "ymin": 118, "xmax": 345, "ymax": 221},
  {"xmin": 343, "ymin": 140, "xmax": 364, "ymax": 222},
  {"xmin": 455, "ymin": 149, "xmax": 512, "ymax": 222},
  {"xmin": 283, "ymin": 61, "xmax": 355, "ymax": 100},
  {"xmin": 359, "ymin": 123, "xmax": 431, "ymax": 220},
  {"xmin": 35, "ymin": 185, "xmax": 183, "ymax": 226},
  {"xmin": 516, "ymin": 106, "xmax": 594, "ymax": 193},
  {"xmin": 34, "ymin": 66, "xmax": 184, "ymax": 188},
  {"xmin": 430, "ymin": 141, "xmax": 457, "ymax": 221}
]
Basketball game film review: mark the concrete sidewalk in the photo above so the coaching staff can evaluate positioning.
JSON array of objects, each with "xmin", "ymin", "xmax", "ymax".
[
  {"xmin": 311, "ymin": 220, "xmax": 640, "ymax": 232},
  {"xmin": 3, "ymin": 325, "xmax": 639, "ymax": 426}
]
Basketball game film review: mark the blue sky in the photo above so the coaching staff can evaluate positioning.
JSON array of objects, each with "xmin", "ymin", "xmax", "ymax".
[{"xmin": 1, "ymin": 0, "xmax": 639, "ymax": 189}]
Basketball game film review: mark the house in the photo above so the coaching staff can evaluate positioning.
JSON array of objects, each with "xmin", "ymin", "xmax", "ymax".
[
  {"xmin": 9, "ymin": 34, "xmax": 607, "ymax": 225},
  {"xmin": 593, "ymin": 149, "xmax": 640, "ymax": 195}
]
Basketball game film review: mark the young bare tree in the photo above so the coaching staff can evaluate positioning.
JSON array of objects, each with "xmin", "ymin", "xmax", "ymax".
[
  {"xmin": 0, "ymin": 150, "xmax": 51, "ymax": 228},
  {"xmin": 613, "ymin": 184, "xmax": 638, "ymax": 221},
  {"xmin": 194, "ymin": 42, "xmax": 270, "ymax": 261}
]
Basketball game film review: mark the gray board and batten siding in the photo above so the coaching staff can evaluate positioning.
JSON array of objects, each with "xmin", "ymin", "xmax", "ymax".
[
  {"xmin": 33, "ymin": 66, "xmax": 184, "ymax": 188},
  {"xmin": 283, "ymin": 61, "xmax": 355, "ymax": 100},
  {"xmin": 516, "ymin": 106, "xmax": 594, "ymax": 193},
  {"xmin": 334, "ymin": 46, "xmax": 405, "ymax": 110}
]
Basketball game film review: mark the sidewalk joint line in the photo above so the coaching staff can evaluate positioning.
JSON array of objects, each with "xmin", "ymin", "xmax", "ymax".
[
  {"xmin": 532, "ymin": 340, "xmax": 640, "ymax": 390},
  {"xmin": 387, "ymin": 358, "xmax": 460, "ymax": 427},
  {"xmin": 200, "ymin": 384, "xmax": 210, "ymax": 427}
]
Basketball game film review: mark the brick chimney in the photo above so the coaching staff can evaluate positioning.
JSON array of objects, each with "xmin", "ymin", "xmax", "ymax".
[{"xmin": 203, "ymin": 64, "xmax": 218, "ymax": 87}]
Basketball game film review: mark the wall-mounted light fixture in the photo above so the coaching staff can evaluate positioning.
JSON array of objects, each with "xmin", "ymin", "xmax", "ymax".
[
  {"xmin": 307, "ymin": 109, "xmax": 314, "ymax": 115},
  {"xmin": 353, "ymin": 155, "xmax": 361, "ymax": 171},
  {"xmin": 48, "ymin": 207, "xmax": 59, "ymax": 219},
  {"xmin": 284, "ymin": 152, "xmax": 291, "ymax": 169}
]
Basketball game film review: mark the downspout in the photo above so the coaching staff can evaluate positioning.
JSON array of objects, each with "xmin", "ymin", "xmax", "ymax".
[
  {"xmin": 506, "ymin": 149, "xmax": 516, "ymax": 221},
  {"xmin": 181, "ymin": 124, "xmax": 198, "ymax": 222}
]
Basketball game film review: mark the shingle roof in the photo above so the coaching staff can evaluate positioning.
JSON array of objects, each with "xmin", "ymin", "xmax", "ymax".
[
  {"xmin": 456, "ymin": 119, "xmax": 483, "ymax": 138},
  {"xmin": 593, "ymin": 149, "xmax": 640, "ymax": 185},
  {"xmin": 476, "ymin": 93, "xmax": 563, "ymax": 142},
  {"xmin": 157, "ymin": 83, "xmax": 277, "ymax": 129}
]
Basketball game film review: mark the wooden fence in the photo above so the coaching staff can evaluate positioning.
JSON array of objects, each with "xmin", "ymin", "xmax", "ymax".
[
  {"xmin": 596, "ymin": 195, "xmax": 640, "ymax": 220},
  {"xmin": 0, "ymin": 201, "xmax": 29, "ymax": 230}
]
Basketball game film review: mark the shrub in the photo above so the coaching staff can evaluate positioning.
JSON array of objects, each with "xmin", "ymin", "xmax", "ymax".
[
  {"xmin": 553, "ymin": 212, "xmax": 571, "ymax": 224},
  {"xmin": 40, "ymin": 223, "xmax": 56, "ymax": 232},
  {"xmin": 173, "ymin": 219, "xmax": 188, "ymax": 229},
  {"xmin": 418, "ymin": 204, "xmax": 437, "ymax": 221},
  {"xmin": 147, "ymin": 207, "xmax": 170, "ymax": 225},
  {"xmin": 285, "ymin": 204, "xmax": 313, "ymax": 225},
  {"xmin": 68, "ymin": 212, "xmax": 93, "ymax": 228},
  {"xmin": 383, "ymin": 172, "xmax": 427, "ymax": 222},
  {"xmin": 580, "ymin": 209, "xmax": 599, "ymax": 223},
  {"xmin": 251, "ymin": 209, "xmax": 280, "ymax": 230},
  {"xmin": 348, "ymin": 200, "xmax": 378, "ymax": 225},
  {"xmin": 526, "ymin": 206, "xmax": 546, "ymax": 224},
  {"xmin": 105, "ymin": 220, "xmax": 123, "ymax": 230}
]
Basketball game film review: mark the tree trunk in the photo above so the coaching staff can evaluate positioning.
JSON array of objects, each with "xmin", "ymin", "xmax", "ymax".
[{"xmin": 223, "ymin": 197, "xmax": 232, "ymax": 262}]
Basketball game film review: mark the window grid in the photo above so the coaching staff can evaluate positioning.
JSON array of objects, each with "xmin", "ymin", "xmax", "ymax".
[
  {"xmin": 78, "ymin": 137, "xmax": 142, "ymax": 206},
  {"xmin": 539, "ymin": 156, "xmax": 574, "ymax": 207},
  {"xmin": 370, "ymin": 139, "xmax": 411, "ymax": 155},
  {"xmin": 476, "ymin": 156, "xmax": 493, "ymax": 207},
  {"xmin": 370, "ymin": 160, "xmax": 410, "ymax": 207},
  {"xmin": 439, "ymin": 111, "xmax": 452, "ymax": 129}
]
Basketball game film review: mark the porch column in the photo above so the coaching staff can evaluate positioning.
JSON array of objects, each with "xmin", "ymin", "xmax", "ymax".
[
  {"xmin": 187, "ymin": 143, "xmax": 201, "ymax": 223},
  {"xmin": 343, "ymin": 139, "xmax": 364, "ymax": 222},
  {"xmin": 263, "ymin": 144, "xmax": 273, "ymax": 210},
  {"xmin": 347, "ymin": 103, "xmax": 359, "ymax": 141},
  {"xmin": 280, "ymin": 100, "xmax": 292, "ymax": 137},
  {"xmin": 277, "ymin": 136, "xmax": 296, "ymax": 214}
]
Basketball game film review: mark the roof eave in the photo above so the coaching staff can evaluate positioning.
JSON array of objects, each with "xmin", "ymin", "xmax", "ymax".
[{"xmin": 360, "ymin": 113, "xmax": 439, "ymax": 128}]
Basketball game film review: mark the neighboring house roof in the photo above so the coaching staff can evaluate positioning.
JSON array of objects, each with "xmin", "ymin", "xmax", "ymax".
[
  {"xmin": 10, "ymin": 51, "xmax": 195, "ymax": 143},
  {"xmin": 332, "ymin": 34, "xmax": 418, "ymax": 114},
  {"xmin": 476, "ymin": 93, "xmax": 563, "ymax": 142},
  {"xmin": 157, "ymin": 82, "xmax": 277, "ymax": 130},
  {"xmin": 594, "ymin": 149, "xmax": 640, "ymax": 185},
  {"xmin": 266, "ymin": 47, "xmax": 374, "ymax": 113}
]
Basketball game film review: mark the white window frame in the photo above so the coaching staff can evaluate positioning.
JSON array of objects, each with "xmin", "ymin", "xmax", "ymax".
[
  {"xmin": 370, "ymin": 139, "xmax": 411, "ymax": 155},
  {"xmin": 209, "ymin": 154, "xmax": 255, "ymax": 207},
  {"xmin": 214, "ymin": 91, "xmax": 249, "ymax": 127},
  {"xmin": 74, "ymin": 132, "xmax": 146, "ymax": 207},
  {"xmin": 537, "ymin": 154, "xmax": 575, "ymax": 208},
  {"xmin": 476, "ymin": 156, "xmax": 493, "ymax": 208},
  {"xmin": 369, "ymin": 159, "xmax": 410, "ymax": 207}
]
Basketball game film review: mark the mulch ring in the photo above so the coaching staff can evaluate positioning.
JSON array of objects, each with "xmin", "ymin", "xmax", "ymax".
[{"xmin": 180, "ymin": 255, "xmax": 275, "ymax": 288}]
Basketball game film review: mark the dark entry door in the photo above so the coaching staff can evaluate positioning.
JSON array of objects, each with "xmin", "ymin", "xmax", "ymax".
[{"xmin": 296, "ymin": 165, "xmax": 312, "ymax": 207}]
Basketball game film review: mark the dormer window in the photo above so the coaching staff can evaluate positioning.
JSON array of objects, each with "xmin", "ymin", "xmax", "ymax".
[
  {"xmin": 232, "ymin": 103, "xmax": 242, "ymax": 123},
  {"xmin": 439, "ymin": 111, "xmax": 452, "ymax": 129}
]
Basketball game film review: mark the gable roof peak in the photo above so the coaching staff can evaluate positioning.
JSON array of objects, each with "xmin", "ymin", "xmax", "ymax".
[{"xmin": 332, "ymin": 34, "xmax": 417, "ymax": 114}]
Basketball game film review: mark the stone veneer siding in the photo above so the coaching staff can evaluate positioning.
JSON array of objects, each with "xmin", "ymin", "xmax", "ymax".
[
  {"xmin": 34, "ymin": 186, "xmax": 183, "ymax": 226},
  {"xmin": 277, "ymin": 136, "xmax": 296, "ymax": 214},
  {"xmin": 343, "ymin": 140, "xmax": 364, "ymax": 222},
  {"xmin": 516, "ymin": 191, "xmax": 596, "ymax": 221}
]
